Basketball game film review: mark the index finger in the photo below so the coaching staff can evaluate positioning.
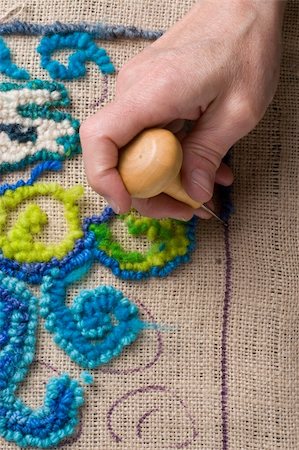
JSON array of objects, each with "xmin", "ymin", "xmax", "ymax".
[{"xmin": 80, "ymin": 95, "xmax": 166, "ymax": 213}]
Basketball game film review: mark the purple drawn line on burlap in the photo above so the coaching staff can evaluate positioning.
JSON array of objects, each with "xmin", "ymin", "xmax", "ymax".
[
  {"xmin": 136, "ymin": 407, "xmax": 159, "ymax": 438},
  {"xmin": 107, "ymin": 385, "xmax": 199, "ymax": 448},
  {"xmin": 100, "ymin": 299, "xmax": 163, "ymax": 375},
  {"xmin": 90, "ymin": 74, "xmax": 109, "ymax": 109},
  {"xmin": 221, "ymin": 223, "xmax": 232, "ymax": 450},
  {"xmin": 36, "ymin": 359, "xmax": 61, "ymax": 376}
]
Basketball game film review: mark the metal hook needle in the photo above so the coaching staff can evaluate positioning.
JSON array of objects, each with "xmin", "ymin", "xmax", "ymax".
[{"xmin": 201, "ymin": 204, "xmax": 228, "ymax": 227}]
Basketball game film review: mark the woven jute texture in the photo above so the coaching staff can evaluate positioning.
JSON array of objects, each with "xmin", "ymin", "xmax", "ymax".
[{"xmin": 0, "ymin": 0, "xmax": 298, "ymax": 449}]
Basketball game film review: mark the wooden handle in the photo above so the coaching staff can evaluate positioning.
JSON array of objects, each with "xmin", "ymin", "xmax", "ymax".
[{"xmin": 118, "ymin": 128, "xmax": 201, "ymax": 209}]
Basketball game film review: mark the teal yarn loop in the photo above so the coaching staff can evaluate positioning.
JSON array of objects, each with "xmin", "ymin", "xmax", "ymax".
[
  {"xmin": 40, "ymin": 263, "xmax": 144, "ymax": 369},
  {"xmin": 0, "ymin": 37, "xmax": 30, "ymax": 80},
  {"xmin": 37, "ymin": 32, "xmax": 115, "ymax": 80},
  {"xmin": 80, "ymin": 371, "xmax": 94, "ymax": 385}
]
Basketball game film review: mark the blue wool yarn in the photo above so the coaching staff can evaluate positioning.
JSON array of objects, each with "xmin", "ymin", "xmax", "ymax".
[
  {"xmin": 0, "ymin": 21, "xmax": 163, "ymax": 40},
  {"xmin": 82, "ymin": 206, "xmax": 115, "ymax": 231},
  {"xmin": 37, "ymin": 32, "xmax": 115, "ymax": 80},
  {"xmin": 0, "ymin": 160, "xmax": 62, "ymax": 196},
  {"xmin": 0, "ymin": 271, "xmax": 84, "ymax": 448},
  {"xmin": 0, "ymin": 233, "xmax": 96, "ymax": 284},
  {"xmin": 28, "ymin": 160, "xmax": 62, "ymax": 183},
  {"xmin": 80, "ymin": 372, "xmax": 94, "ymax": 385},
  {"xmin": 0, "ymin": 37, "xmax": 30, "ymax": 80},
  {"xmin": 40, "ymin": 262, "xmax": 144, "ymax": 369}
]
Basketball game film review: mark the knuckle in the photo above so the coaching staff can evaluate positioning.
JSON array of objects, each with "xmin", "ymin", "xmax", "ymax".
[
  {"xmin": 153, "ymin": 63, "xmax": 183, "ymax": 95},
  {"xmin": 118, "ymin": 55, "xmax": 187, "ymax": 118},
  {"xmin": 85, "ymin": 171, "xmax": 100, "ymax": 193},
  {"xmin": 86, "ymin": 170, "xmax": 108, "ymax": 196},
  {"xmin": 116, "ymin": 55, "xmax": 143, "ymax": 90},
  {"xmin": 233, "ymin": 96, "xmax": 264, "ymax": 130},
  {"xmin": 187, "ymin": 140, "xmax": 222, "ymax": 171}
]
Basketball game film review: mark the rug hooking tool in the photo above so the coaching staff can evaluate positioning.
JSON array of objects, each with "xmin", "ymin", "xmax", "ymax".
[{"xmin": 118, "ymin": 128, "xmax": 227, "ymax": 226}]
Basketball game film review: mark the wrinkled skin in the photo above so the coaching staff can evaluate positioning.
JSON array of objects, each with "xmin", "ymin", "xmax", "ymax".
[{"xmin": 81, "ymin": 0, "xmax": 285, "ymax": 220}]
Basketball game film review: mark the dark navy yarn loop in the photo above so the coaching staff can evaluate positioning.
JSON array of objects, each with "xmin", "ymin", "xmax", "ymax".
[{"xmin": 0, "ymin": 124, "xmax": 36, "ymax": 143}]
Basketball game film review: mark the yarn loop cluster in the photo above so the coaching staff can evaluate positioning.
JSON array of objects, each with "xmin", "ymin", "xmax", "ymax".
[
  {"xmin": 0, "ymin": 37, "xmax": 30, "ymax": 80},
  {"xmin": 91, "ymin": 212, "xmax": 197, "ymax": 279},
  {"xmin": 0, "ymin": 20, "xmax": 202, "ymax": 449},
  {"xmin": 0, "ymin": 182, "xmax": 83, "ymax": 263},
  {"xmin": 37, "ymin": 32, "xmax": 115, "ymax": 80},
  {"xmin": 0, "ymin": 80, "xmax": 80, "ymax": 173},
  {"xmin": 0, "ymin": 271, "xmax": 84, "ymax": 448},
  {"xmin": 40, "ymin": 264, "xmax": 144, "ymax": 368}
]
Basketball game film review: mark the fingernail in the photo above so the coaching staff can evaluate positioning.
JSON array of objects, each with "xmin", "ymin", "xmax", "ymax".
[
  {"xmin": 191, "ymin": 169, "xmax": 213, "ymax": 196},
  {"xmin": 107, "ymin": 198, "xmax": 120, "ymax": 214}
]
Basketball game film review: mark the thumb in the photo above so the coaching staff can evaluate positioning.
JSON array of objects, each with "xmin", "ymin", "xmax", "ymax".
[{"xmin": 181, "ymin": 98, "xmax": 256, "ymax": 203}]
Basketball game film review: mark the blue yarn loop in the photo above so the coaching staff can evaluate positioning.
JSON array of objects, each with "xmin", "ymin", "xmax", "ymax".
[
  {"xmin": 0, "ymin": 161, "xmax": 62, "ymax": 196},
  {"xmin": 0, "ymin": 36, "xmax": 30, "ymax": 80},
  {"xmin": 0, "ymin": 21, "xmax": 163, "ymax": 40},
  {"xmin": 80, "ymin": 372, "xmax": 94, "ymax": 385},
  {"xmin": 28, "ymin": 160, "xmax": 62, "ymax": 183},
  {"xmin": 0, "ymin": 272, "xmax": 84, "ymax": 448},
  {"xmin": 37, "ymin": 32, "xmax": 115, "ymax": 80},
  {"xmin": 40, "ymin": 262, "xmax": 145, "ymax": 369}
]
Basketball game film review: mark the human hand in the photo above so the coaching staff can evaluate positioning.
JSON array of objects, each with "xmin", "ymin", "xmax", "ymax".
[{"xmin": 80, "ymin": 0, "xmax": 285, "ymax": 220}]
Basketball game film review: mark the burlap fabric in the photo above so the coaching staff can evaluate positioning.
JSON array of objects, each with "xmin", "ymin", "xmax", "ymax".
[{"xmin": 0, "ymin": 0, "xmax": 298, "ymax": 449}]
